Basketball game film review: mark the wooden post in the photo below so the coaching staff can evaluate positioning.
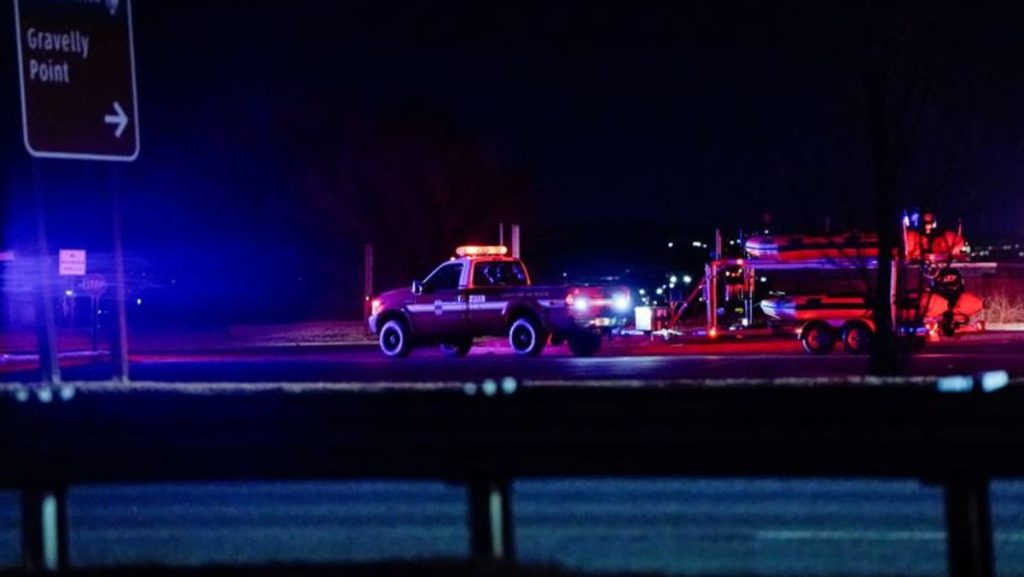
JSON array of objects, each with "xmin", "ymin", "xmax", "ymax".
[
  {"xmin": 364, "ymin": 244, "xmax": 374, "ymax": 298},
  {"xmin": 511, "ymin": 224, "xmax": 520, "ymax": 259}
]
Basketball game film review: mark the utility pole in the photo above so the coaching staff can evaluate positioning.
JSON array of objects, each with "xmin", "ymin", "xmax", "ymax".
[
  {"xmin": 363, "ymin": 244, "xmax": 374, "ymax": 318},
  {"xmin": 511, "ymin": 224, "xmax": 521, "ymax": 258}
]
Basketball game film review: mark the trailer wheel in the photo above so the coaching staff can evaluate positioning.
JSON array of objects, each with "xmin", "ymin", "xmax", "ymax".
[
  {"xmin": 800, "ymin": 321, "xmax": 836, "ymax": 354},
  {"xmin": 841, "ymin": 321, "xmax": 873, "ymax": 355}
]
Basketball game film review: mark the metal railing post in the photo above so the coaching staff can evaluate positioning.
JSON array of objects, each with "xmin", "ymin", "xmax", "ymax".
[
  {"xmin": 944, "ymin": 475, "xmax": 994, "ymax": 577},
  {"xmin": 21, "ymin": 487, "xmax": 68, "ymax": 573},
  {"xmin": 468, "ymin": 476, "xmax": 514, "ymax": 561}
]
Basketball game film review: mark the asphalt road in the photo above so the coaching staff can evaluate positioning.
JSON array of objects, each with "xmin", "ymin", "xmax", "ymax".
[{"xmin": 3, "ymin": 331, "xmax": 1023, "ymax": 384}]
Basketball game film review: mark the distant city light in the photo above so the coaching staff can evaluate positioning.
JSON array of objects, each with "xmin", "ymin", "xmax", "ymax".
[
  {"xmin": 136, "ymin": 298, "xmax": 142, "ymax": 305},
  {"xmin": 683, "ymin": 275, "xmax": 693, "ymax": 284},
  {"xmin": 64, "ymin": 290, "xmax": 73, "ymax": 296},
  {"xmin": 667, "ymin": 241, "xmax": 674, "ymax": 248},
  {"xmin": 656, "ymin": 287, "xmax": 664, "ymax": 295},
  {"xmin": 638, "ymin": 288, "xmax": 646, "ymax": 295},
  {"xmin": 692, "ymin": 241, "xmax": 702, "ymax": 247},
  {"xmin": 760, "ymin": 276, "xmax": 768, "ymax": 283},
  {"xmin": 670, "ymin": 275, "xmax": 678, "ymax": 284}
]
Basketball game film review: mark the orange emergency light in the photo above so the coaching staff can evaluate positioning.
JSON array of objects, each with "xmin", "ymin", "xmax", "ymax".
[{"xmin": 456, "ymin": 245, "xmax": 508, "ymax": 257}]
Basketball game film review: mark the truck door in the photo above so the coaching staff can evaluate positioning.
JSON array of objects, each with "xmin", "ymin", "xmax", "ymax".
[
  {"xmin": 408, "ymin": 262, "xmax": 468, "ymax": 337},
  {"xmin": 467, "ymin": 260, "xmax": 529, "ymax": 334}
]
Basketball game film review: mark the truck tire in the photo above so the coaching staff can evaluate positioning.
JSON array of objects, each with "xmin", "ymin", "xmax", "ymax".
[
  {"xmin": 568, "ymin": 331, "xmax": 602, "ymax": 357},
  {"xmin": 800, "ymin": 321, "xmax": 836, "ymax": 355},
  {"xmin": 841, "ymin": 321, "xmax": 873, "ymax": 355},
  {"xmin": 440, "ymin": 337, "xmax": 473, "ymax": 358},
  {"xmin": 379, "ymin": 319, "xmax": 412, "ymax": 358},
  {"xmin": 509, "ymin": 316, "xmax": 546, "ymax": 356}
]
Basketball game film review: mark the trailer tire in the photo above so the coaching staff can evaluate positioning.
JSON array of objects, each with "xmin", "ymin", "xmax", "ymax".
[
  {"xmin": 841, "ymin": 321, "xmax": 873, "ymax": 355},
  {"xmin": 800, "ymin": 321, "xmax": 836, "ymax": 355}
]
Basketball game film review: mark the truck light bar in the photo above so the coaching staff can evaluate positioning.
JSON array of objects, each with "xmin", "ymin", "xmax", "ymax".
[{"xmin": 456, "ymin": 245, "xmax": 508, "ymax": 257}]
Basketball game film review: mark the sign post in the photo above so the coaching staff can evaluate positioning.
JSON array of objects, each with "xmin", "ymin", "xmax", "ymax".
[
  {"xmin": 14, "ymin": 0, "xmax": 140, "ymax": 388},
  {"xmin": 81, "ymin": 273, "xmax": 106, "ymax": 351}
]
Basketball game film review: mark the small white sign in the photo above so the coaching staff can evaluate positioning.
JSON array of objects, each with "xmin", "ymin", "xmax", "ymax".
[{"xmin": 59, "ymin": 249, "xmax": 87, "ymax": 276}]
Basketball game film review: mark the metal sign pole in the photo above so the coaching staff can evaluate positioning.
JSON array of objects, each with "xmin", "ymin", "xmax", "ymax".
[
  {"xmin": 31, "ymin": 161, "xmax": 60, "ymax": 385},
  {"xmin": 91, "ymin": 296, "xmax": 98, "ymax": 352},
  {"xmin": 110, "ymin": 166, "xmax": 129, "ymax": 381}
]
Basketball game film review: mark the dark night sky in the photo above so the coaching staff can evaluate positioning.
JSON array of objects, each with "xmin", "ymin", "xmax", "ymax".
[{"xmin": 4, "ymin": 2, "xmax": 1024, "ymax": 319}]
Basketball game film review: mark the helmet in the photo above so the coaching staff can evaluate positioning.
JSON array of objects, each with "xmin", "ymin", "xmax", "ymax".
[{"xmin": 922, "ymin": 212, "xmax": 937, "ymax": 232}]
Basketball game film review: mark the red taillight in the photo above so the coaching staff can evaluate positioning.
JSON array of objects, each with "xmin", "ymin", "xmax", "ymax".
[{"xmin": 371, "ymin": 299, "xmax": 383, "ymax": 316}]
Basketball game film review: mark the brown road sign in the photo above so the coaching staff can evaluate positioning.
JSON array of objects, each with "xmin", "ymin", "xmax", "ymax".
[{"xmin": 14, "ymin": 0, "xmax": 139, "ymax": 161}]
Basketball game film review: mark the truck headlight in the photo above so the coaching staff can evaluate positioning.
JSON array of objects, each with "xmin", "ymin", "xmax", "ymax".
[
  {"xmin": 573, "ymin": 296, "xmax": 590, "ymax": 312},
  {"xmin": 612, "ymin": 294, "xmax": 631, "ymax": 313}
]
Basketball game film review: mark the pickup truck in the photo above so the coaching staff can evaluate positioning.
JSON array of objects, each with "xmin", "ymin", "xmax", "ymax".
[{"xmin": 368, "ymin": 246, "xmax": 626, "ymax": 357}]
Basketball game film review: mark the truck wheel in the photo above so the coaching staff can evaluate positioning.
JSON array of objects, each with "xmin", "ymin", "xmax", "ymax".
[
  {"xmin": 568, "ymin": 331, "xmax": 602, "ymax": 357},
  {"xmin": 800, "ymin": 321, "xmax": 836, "ymax": 355},
  {"xmin": 509, "ymin": 317, "xmax": 546, "ymax": 356},
  {"xmin": 440, "ymin": 337, "xmax": 473, "ymax": 358},
  {"xmin": 841, "ymin": 321, "xmax": 873, "ymax": 355},
  {"xmin": 379, "ymin": 319, "xmax": 412, "ymax": 358}
]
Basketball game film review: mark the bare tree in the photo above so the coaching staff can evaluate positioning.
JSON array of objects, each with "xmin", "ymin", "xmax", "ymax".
[{"xmin": 826, "ymin": 2, "xmax": 993, "ymax": 374}]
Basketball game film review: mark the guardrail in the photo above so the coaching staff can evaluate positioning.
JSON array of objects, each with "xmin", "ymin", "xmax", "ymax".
[{"xmin": 2, "ymin": 375, "xmax": 1022, "ymax": 577}]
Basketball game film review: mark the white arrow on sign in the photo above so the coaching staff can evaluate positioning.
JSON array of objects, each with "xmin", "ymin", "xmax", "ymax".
[{"xmin": 104, "ymin": 101, "xmax": 129, "ymax": 138}]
